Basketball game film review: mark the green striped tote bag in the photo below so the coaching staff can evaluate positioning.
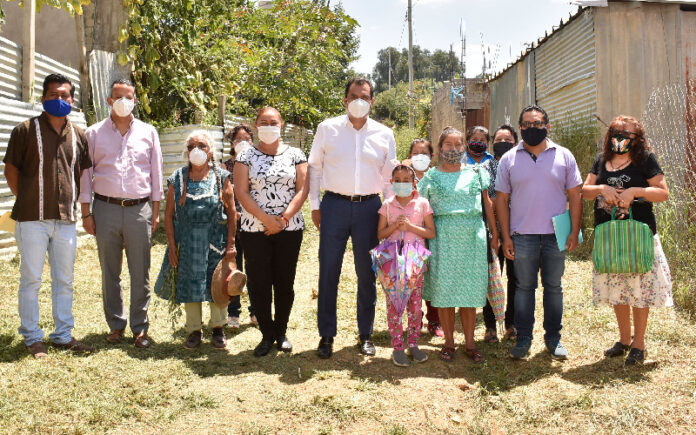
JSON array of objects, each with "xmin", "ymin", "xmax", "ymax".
[{"xmin": 592, "ymin": 207, "xmax": 654, "ymax": 274}]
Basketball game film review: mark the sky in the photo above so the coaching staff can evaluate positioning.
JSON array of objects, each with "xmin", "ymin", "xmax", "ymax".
[{"xmin": 339, "ymin": 0, "xmax": 580, "ymax": 78}]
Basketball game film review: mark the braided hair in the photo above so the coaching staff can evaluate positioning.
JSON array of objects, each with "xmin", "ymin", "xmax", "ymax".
[{"xmin": 179, "ymin": 130, "xmax": 223, "ymax": 208}]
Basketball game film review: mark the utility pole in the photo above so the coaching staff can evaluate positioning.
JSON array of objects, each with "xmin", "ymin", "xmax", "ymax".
[
  {"xmin": 22, "ymin": 0, "xmax": 36, "ymax": 103},
  {"xmin": 388, "ymin": 49, "xmax": 392, "ymax": 91},
  {"xmin": 407, "ymin": 0, "xmax": 414, "ymax": 128}
]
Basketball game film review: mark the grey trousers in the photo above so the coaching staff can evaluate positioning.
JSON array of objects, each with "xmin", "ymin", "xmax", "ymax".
[{"xmin": 94, "ymin": 199, "xmax": 152, "ymax": 334}]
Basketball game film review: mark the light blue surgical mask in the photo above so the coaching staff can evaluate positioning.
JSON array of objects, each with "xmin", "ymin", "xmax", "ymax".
[{"xmin": 392, "ymin": 182, "xmax": 413, "ymax": 198}]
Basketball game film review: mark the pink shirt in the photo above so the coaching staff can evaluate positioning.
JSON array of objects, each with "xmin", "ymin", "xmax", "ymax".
[
  {"xmin": 378, "ymin": 191, "xmax": 433, "ymax": 244},
  {"xmin": 79, "ymin": 116, "xmax": 164, "ymax": 202}
]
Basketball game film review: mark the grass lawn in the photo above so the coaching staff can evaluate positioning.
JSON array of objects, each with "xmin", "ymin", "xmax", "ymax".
[{"xmin": 0, "ymin": 215, "xmax": 694, "ymax": 434}]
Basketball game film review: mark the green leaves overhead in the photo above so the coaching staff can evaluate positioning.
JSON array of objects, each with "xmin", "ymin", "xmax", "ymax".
[{"xmin": 121, "ymin": 0, "xmax": 358, "ymax": 128}]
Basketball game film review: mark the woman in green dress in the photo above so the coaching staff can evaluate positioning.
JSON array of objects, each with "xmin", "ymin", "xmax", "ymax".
[{"xmin": 417, "ymin": 126, "xmax": 499, "ymax": 363}]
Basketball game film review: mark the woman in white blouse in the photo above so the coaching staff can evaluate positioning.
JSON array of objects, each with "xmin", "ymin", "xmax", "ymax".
[{"xmin": 234, "ymin": 107, "xmax": 309, "ymax": 357}]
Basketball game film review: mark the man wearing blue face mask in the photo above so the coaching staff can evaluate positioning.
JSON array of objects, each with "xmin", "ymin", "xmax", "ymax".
[
  {"xmin": 308, "ymin": 77, "xmax": 397, "ymax": 359},
  {"xmin": 3, "ymin": 74, "xmax": 93, "ymax": 358}
]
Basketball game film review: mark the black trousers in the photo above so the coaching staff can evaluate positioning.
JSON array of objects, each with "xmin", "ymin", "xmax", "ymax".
[
  {"xmin": 240, "ymin": 230, "xmax": 303, "ymax": 341},
  {"xmin": 483, "ymin": 246, "xmax": 516, "ymax": 331}
]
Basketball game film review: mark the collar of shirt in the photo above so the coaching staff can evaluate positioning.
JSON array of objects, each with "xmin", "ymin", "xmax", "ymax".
[
  {"xmin": 106, "ymin": 115, "xmax": 135, "ymax": 134},
  {"xmin": 515, "ymin": 138, "xmax": 558, "ymax": 152},
  {"xmin": 39, "ymin": 112, "xmax": 72, "ymax": 139},
  {"xmin": 342, "ymin": 114, "xmax": 373, "ymax": 132},
  {"xmin": 466, "ymin": 152, "xmax": 493, "ymax": 165},
  {"xmin": 388, "ymin": 190, "xmax": 421, "ymax": 210}
]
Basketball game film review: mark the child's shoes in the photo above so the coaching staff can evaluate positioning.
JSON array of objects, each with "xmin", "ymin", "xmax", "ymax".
[
  {"xmin": 392, "ymin": 349, "xmax": 411, "ymax": 367},
  {"xmin": 408, "ymin": 346, "xmax": 428, "ymax": 363}
]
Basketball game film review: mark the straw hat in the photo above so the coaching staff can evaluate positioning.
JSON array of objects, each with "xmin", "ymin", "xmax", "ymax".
[{"xmin": 211, "ymin": 259, "xmax": 247, "ymax": 309}]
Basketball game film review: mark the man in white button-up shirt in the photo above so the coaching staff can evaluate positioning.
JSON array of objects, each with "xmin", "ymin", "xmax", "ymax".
[{"xmin": 308, "ymin": 78, "xmax": 396, "ymax": 359}]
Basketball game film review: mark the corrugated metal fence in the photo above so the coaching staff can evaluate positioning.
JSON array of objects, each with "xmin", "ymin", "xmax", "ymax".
[
  {"xmin": 0, "ymin": 97, "xmax": 88, "ymax": 257},
  {"xmin": 0, "ymin": 35, "xmax": 81, "ymax": 106},
  {"xmin": 534, "ymin": 8, "xmax": 597, "ymax": 126}
]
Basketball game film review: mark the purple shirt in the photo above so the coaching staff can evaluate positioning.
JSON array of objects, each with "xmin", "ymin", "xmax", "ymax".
[
  {"xmin": 79, "ymin": 117, "xmax": 164, "ymax": 202},
  {"xmin": 495, "ymin": 139, "xmax": 582, "ymax": 234}
]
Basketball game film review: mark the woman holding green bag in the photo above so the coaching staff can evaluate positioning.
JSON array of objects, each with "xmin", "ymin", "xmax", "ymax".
[{"xmin": 581, "ymin": 115, "xmax": 672, "ymax": 366}]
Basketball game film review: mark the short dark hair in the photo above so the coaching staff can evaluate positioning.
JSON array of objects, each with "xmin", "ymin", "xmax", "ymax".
[
  {"xmin": 518, "ymin": 104, "xmax": 549, "ymax": 125},
  {"xmin": 227, "ymin": 124, "xmax": 254, "ymax": 155},
  {"xmin": 344, "ymin": 77, "xmax": 374, "ymax": 99},
  {"xmin": 408, "ymin": 138, "xmax": 434, "ymax": 157},
  {"xmin": 42, "ymin": 73, "xmax": 74, "ymax": 98},
  {"xmin": 110, "ymin": 78, "xmax": 135, "ymax": 96},
  {"xmin": 493, "ymin": 124, "xmax": 518, "ymax": 143},
  {"xmin": 391, "ymin": 164, "xmax": 416, "ymax": 181}
]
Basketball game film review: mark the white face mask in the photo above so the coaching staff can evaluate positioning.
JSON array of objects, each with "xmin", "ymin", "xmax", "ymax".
[
  {"xmin": 112, "ymin": 97, "xmax": 135, "ymax": 117},
  {"xmin": 257, "ymin": 126, "xmax": 281, "ymax": 144},
  {"xmin": 188, "ymin": 147, "xmax": 209, "ymax": 166},
  {"xmin": 347, "ymin": 98, "xmax": 371, "ymax": 119},
  {"xmin": 410, "ymin": 154, "xmax": 431, "ymax": 172},
  {"xmin": 234, "ymin": 140, "xmax": 252, "ymax": 155}
]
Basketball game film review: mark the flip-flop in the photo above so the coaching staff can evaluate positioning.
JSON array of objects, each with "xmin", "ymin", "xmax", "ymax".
[
  {"xmin": 465, "ymin": 347, "xmax": 486, "ymax": 363},
  {"xmin": 438, "ymin": 346, "xmax": 456, "ymax": 362}
]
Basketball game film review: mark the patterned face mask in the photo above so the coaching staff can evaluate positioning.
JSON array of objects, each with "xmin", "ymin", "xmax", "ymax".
[
  {"xmin": 441, "ymin": 148, "xmax": 465, "ymax": 164},
  {"xmin": 611, "ymin": 135, "xmax": 632, "ymax": 155}
]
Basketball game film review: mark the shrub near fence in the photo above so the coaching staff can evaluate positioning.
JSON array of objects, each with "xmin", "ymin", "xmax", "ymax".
[{"xmin": 549, "ymin": 114, "xmax": 600, "ymax": 260}]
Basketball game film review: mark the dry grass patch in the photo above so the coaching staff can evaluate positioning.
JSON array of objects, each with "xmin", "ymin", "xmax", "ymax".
[{"xmin": 0, "ymin": 209, "xmax": 694, "ymax": 434}]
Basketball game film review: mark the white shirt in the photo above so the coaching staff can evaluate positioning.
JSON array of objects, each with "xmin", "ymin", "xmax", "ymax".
[{"xmin": 308, "ymin": 115, "xmax": 396, "ymax": 210}]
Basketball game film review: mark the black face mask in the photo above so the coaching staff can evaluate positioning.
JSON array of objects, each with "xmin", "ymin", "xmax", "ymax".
[
  {"xmin": 521, "ymin": 127, "xmax": 547, "ymax": 146},
  {"xmin": 467, "ymin": 141, "xmax": 487, "ymax": 157},
  {"xmin": 493, "ymin": 141, "xmax": 515, "ymax": 158}
]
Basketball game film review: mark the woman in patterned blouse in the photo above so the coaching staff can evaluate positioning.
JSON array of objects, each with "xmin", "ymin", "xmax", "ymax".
[{"xmin": 233, "ymin": 107, "xmax": 309, "ymax": 357}]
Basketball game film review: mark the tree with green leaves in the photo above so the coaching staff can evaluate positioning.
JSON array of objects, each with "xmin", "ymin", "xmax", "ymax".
[{"xmin": 121, "ymin": 0, "xmax": 358, "ymax": 129}]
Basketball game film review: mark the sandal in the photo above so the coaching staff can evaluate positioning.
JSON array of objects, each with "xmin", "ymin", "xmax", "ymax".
[
  {"xmin": 503, "ymin": 327, "xmax": 517, "ymax": 342},
  {"xmin": 483, "ymin": 328, "xmax": 499, "ymax": 343},
  {"xmin": 438, "ymin": 346, "xmax": 456, "ymax": 362},
  {"xmin": 465, "ymin": 347, "xmax": 486, "ymax": 363}
]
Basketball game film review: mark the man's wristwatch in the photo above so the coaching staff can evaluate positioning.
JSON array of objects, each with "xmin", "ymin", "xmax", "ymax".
[{"xmin": 82, "ymin": 214, "xmax": 93, "ymax": 219}]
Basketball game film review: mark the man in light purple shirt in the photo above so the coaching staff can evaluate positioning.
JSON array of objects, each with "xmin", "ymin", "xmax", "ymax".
[
  {"xmin": 495, "ymin": 105, "xmax": 583, "ymax": 361},
  {"xmin": 79, "ymin": 79, "xmax": 163, "ymax": 348}
]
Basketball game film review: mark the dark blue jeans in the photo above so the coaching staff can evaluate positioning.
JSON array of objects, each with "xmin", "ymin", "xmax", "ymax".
[
  {"xmin": 317, "ymin": 194, "xmax": 380, "ymax": 338},
  {"xmin": 227, "ymin": 231, "xmax": 254, "ymax": 318},
  {"xmin": 512, "ymin": 234, "xmax": 566, "ymax": 344}
]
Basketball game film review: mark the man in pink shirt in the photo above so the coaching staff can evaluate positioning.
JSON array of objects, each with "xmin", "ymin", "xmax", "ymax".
[{"xmin": 79, "ymin": 79, "xmax": 163, "ymax": 348}]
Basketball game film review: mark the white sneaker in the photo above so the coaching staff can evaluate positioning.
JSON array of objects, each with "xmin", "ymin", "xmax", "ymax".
[{"xmin": 227, "ymin": 316, "xmax": 240, "ymax": 329}]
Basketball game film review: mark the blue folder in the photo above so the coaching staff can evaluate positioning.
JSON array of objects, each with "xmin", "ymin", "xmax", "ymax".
[{"xmin": 552, "ymin": 210, "xmax": 583, "ymax": 251}]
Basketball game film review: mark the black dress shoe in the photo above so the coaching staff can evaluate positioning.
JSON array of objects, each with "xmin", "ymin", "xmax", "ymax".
[
  {"xmin": 254, "ymin": 338, "xmax": 275, "ymax": 357},
  {"xmin": 317, "ymin": 337, "xmax": 334, "ymax": 359},
  {"xmin": 604, "ymin": 341, "xmax": 630, "ymax": 358},
  {"xmin": 359, "ymin": 335, "xmax": 376, "ymax": 356},
  {"xmin": 276, "ymin": 336, "xmax": 292, "ymax": 353}
]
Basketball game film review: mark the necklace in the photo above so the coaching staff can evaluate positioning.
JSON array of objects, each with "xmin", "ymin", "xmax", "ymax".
[{"xmin": 608, "ymin": 158, "xmax": 630, "ymax": 171}]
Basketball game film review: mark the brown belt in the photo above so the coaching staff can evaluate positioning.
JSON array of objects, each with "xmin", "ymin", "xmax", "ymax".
[{"xmin": 94, "ymin": 193, "xmax": 150, "ymax": 207}]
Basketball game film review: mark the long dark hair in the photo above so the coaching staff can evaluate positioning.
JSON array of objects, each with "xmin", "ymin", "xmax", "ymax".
[{"xmin": 602, "ymin": 115, "xmax": 652, "ymax": 164}]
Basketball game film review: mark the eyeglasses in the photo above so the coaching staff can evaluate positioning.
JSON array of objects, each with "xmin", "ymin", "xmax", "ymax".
[
  {"xmin": 609, "ymin": 129, "xmax": 637, "ymax": 138},
  {"xmin": 187, "ymin": 141, "xmax": 209, "ymax": 151},
  {"xmin": 519, "ymin": 121, "xmax": 547, "ymax": 129}
]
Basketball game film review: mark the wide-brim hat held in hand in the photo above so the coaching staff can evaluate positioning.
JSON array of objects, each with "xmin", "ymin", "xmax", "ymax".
[{"xmin": 211, "ymin": 259, "xmax": 247, "ymax": 309}]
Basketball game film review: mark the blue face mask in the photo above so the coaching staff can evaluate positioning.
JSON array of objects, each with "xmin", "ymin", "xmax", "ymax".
[
  {"xmin": 392, "ymin": 182, "xmax": 414, "ymax": 198},
  {"xmin": 43, "ymin": 98, "xmax": 72, "ymax": 117}
]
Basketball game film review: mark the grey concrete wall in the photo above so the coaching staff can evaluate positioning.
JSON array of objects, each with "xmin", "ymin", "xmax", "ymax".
[{"xmin": 0, "ymin": 0, "xmax": 80, "ymax": 69}]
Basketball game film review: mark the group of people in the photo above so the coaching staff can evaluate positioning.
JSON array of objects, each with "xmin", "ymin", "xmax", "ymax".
[{"xmin": 6, "ymin": 74, "xmax": 672, "ymax": 368}]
